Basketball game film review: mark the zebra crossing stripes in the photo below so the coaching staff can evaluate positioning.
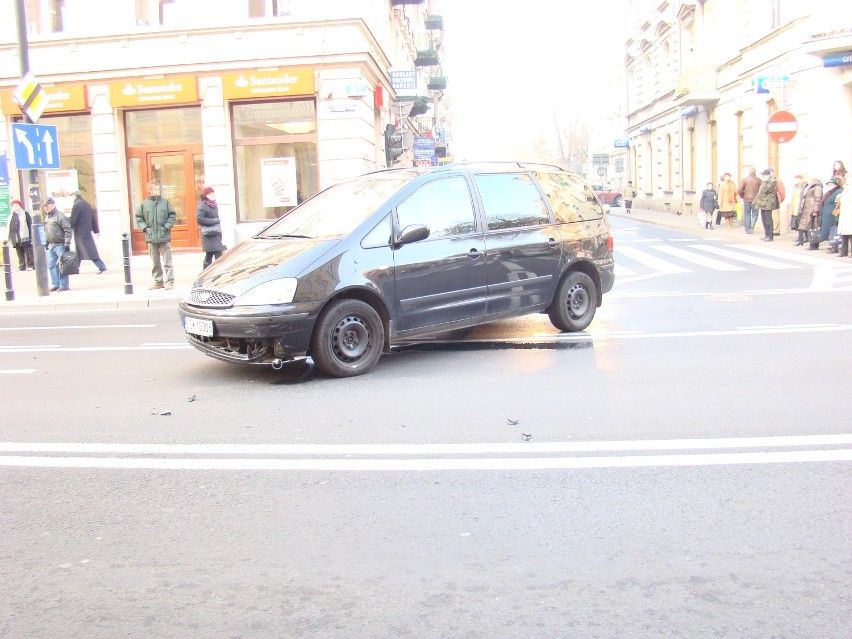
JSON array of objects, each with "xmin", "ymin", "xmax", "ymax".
[
  {"xmin": 652, "ymin": 245, "xmax": 744, "ymax": 271},
  {"xmin": 614, "ymin": 245, "xmax": 691, "ymax": 274},
  {"xmin": 688, "ymin": 245, "xmax": 799, "ymax": 269}
]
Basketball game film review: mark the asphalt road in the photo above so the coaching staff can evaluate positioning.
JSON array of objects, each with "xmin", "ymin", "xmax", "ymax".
[{"xmin": 1, "ymin": 218, "xmax": 850, "ymax": 637}]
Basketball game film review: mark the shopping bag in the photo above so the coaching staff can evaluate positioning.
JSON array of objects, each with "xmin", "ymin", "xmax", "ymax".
[
  {"xmin": 697, "ymin": 210, "xmax": 706, "ymax": 227},
  {"xmin": 59, "ymin": 249, "xmax": 80, "ymax": 276}
]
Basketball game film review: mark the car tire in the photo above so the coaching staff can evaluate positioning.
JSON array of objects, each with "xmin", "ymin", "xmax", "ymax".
[
  {"xmin": 310, "ymin": 299, "xmax": 384, "ymax": 377},
  {"xmin": 613, "ymin": 196, "xmax": 623, "ymax": 207},
  {"xmin": 548, "ymin": 272, "xmax": 598, "ymax": 332}
]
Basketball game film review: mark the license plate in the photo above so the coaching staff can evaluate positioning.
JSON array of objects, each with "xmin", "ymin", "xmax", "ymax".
[{"xmin": 184, "ymin": 317, "xmax": 213, "ymax": 337}]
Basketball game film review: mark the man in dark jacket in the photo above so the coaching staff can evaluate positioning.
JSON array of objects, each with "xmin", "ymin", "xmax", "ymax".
[
  {"xmin": 43, "ymin": 198, "xmax": 73, "ymax": 291},
  {"xmin": 738, "ymin": 167, "xmax": 762, "ymax": 234},
  {"xmin": 70, "ymin": 190, "xmax": 107, "ymax": 274},
  {"xmin": 134, "ymin": 180, "xmax": 176, "ymax": 290}
]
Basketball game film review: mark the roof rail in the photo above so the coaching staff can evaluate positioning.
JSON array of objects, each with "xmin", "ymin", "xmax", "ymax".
[{"xmin": 433, "ymin": 160, "xmax": 569, "ymax": 172}]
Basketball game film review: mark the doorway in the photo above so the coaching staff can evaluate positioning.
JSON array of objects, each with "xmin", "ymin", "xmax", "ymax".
[{"xmin": 127, "ymin": 147, "xmax": 204, "ymax": 253}]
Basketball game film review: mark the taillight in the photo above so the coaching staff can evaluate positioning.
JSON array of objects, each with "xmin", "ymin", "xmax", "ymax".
[{"xmin": 607, "ymin": 233, "xmax": 614, "ymax": 251}]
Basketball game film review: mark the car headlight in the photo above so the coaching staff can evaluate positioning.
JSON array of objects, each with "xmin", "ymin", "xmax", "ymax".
[{"xmin": 233, "ymin": 278, "xmax": 298, "ymax": 306}]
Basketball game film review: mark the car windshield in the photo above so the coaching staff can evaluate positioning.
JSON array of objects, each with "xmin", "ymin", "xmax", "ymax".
[{"xmin": 256, "ymin": 170, "xmax": 420, "ymax": 239}]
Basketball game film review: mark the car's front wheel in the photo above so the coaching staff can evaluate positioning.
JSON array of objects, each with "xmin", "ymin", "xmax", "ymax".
[
  {"xmin": 310, "ymin": 299, "xmax": 384, "ymax": 377},
  {"xmin": 613, "ymin": 195, "xmax": 624, "ymax": 207},
  {"xmin": 548, "ymin": 272, "xmax": 598, "ymax": 332}
]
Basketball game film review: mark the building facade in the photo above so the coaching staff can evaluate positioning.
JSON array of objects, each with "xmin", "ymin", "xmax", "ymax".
[
  {"xmin": 0, "ymin": 0, "xmax": 447, "ymax": 259},
  {"xmin": 624, "ymin": 0, "xmax": 852, "ymax": 216}
]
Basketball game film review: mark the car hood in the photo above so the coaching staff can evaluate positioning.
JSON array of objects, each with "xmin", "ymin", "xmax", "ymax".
[{"xmin": 193, "ymin": 237, "xmax": 341, "ymax": 295}]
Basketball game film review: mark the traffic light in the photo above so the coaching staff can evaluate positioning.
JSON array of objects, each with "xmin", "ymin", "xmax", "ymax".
[{"xmin": 384, "ymin": 124, "xmax": 405, "ymax": 166}]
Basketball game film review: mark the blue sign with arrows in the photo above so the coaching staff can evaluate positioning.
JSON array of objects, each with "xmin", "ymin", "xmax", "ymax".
[{"xmin": 11, "ymin": 123, "xmax": 60, "ymax": 169}]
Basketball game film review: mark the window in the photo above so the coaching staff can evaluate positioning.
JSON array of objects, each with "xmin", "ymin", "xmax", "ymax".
[
  {"xmin": 233, "ymin": 100, "xmax": 318, "ymax": 222},
  {"xmin": 135, "ymin": 0, "xmax": 175, "ymax": 27},
  {"xmin": 770, "ymin": 0, "xmax": 781, "ymax": 30},
  {"xmin": 535, "ymin": 172, "xmax": 603, "ymax": 223},
  {"xmin": 474, "ymin": 173, "xmax": 550, "ymax": 231},
  {"xmin": 396, "ymin": 177, "xmax": 476, "ymax": 239},
  {"xmin": 249, "ymin": 0, "xmax": 290, "ymax": 18}
]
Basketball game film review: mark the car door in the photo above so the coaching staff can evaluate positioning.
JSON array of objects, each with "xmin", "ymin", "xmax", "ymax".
[
  {"xmin": 392, "ymin": 175, "xmax": 487, "ymax": 332},
  {"xmin": 473, "ymin": 172, "xmax": 562, "ymax": 315}
]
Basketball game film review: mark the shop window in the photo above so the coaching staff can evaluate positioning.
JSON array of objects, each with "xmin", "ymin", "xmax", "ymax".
[
  {"xmin": 249, "ymin": 0, "xmax": 290, "ymax": 18},
  {"xmin": 232, "ymin": 100, "xmax": 318, "ymax": 222},
  {"xmin": 125, "ymin": 107, "xmax": 202, "ymax": 146}
]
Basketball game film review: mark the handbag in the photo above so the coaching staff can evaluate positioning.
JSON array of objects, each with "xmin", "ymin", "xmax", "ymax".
[
  {"xmin": 59, "ymin": 249, "xmax": 80, "ymax": 276},
  {"xmin": 790, "ymin": 214, "xmax": 799, "ymax": 231},
  {"xmin": 201, "ymin": 223, "xmax": 221, "ymax": 237}
]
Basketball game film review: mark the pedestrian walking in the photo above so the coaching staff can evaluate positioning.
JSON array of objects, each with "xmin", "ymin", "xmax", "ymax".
[
  {"xmin": 797, "ymin": 176, "xmax": 823, "ymax": 246},
  {"xmin": 789, "ymin": 175, "xmax": 805, "ymax": 235},
  {"xmin": 42, "ymin": 198, "xmax": 72, "ymax": 292},
  {"xmin": 809, "ymin": 176, "xmax": 843, "ymax": 250},
  {"xmin": 737, "ymin": 167, "xmax": 762, "ymax": 234},
  {"xmin": 69, "ymin": 190, "xmax": 107, "ymax": 274},
  {"xmin": 753, "ymin": 168, "xmax": 780, "ymax": 242},
  {"xmin": 717, "ymin": 173, "xmax": 738, "ymax": 228},
  {"xmin": 135, "ymin": 180, "xmax": 176, "ymax": 290},
  {"xmin": 837, "ymin": 182, "xmax": 852, "ymax": 257},
  {"xmin": 624, "ymin": 181, "xmax": 636, "ymax": 214},
  {"xmin": 7, "ymin": 199, "xmax": 34, "ymax": 271},
  {"xmin": 196, "ymin": 187, "xmax": 227, "ymax": 270},
  {"xmin": 698, "ymin": 182, "xmax": 717, "ymax": 230}
]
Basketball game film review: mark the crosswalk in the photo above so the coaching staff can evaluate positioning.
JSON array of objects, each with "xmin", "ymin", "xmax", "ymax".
[{"xmin": 614, "ymin": 239, "xmax": 852, "ymax": 286}]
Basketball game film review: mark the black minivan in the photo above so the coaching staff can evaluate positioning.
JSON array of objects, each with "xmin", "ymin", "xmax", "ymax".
[{"xmin": 178, "ymin": 162, "xmax": 614, "ymax": 377}]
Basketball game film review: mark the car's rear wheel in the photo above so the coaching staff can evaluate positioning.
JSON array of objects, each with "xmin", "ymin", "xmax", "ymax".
[
  {"xmin": 310, "ymin": 299, "xmax": 384, "ymax": 377},
  {"xmin": 548, "ymin": 272, "xmax": 597, "ymax": 332},
  {"xmin": 614, "ymin": 195, "xmax": 624, "ymax": 207}
]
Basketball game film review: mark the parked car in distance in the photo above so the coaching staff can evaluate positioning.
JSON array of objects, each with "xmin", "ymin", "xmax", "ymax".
[
  {"xmin": 591, "ymin": 184, "xmax": 623, "ymax": 207},
  {"xmin": 179, "ymin": 162, "xmax": 615, "ymax": 378}
]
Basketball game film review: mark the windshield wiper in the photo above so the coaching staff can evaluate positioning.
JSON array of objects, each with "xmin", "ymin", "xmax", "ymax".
[{"xmin": 263, "ymin": 233, "xmax": 312, "ymax": 239}]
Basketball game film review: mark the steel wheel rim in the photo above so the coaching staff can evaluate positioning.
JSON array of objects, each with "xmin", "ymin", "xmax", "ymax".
[
  {"xmin": 331, "ymin": 315, "xmax": 370, "ymax": 361},
  {"xmin": 567, "ymin": 283, "xmax": 590, "ymax": 319}
]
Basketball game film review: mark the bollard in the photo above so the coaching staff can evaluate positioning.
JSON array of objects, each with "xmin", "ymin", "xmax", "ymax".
[
  {"xmin": 122, "ymin": 232, "xmax": 133, "ymax": 295},
  {"xmin": 31, "ymin": 213, "xmax": 50, "ymax": 297},
  {"xmin": 2, "ymin": 241, "xmax": 14, "ymax": 302}
]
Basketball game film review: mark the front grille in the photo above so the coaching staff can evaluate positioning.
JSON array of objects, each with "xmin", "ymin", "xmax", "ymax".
[{"xmin": 186, "ymin": 288, "xmax": 236, "ymax": 308}]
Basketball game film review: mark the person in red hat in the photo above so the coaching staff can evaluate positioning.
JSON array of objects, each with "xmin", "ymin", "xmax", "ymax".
[
  {"xmin": 7, "ymin": 199, "xmax": 34, "ymax": 270},
  {"xmin": 196, "ymin": 186, "xmax": 226, "ymax": 270}
]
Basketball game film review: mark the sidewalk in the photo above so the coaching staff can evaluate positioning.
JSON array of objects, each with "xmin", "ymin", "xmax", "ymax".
[{"xmin": 1, "ymin": 250, "xmax": 205, "ymax": 312}]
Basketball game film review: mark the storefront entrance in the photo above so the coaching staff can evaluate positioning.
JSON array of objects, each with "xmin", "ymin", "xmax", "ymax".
[
  {"xmin": 124, "ymin": 107, "xmax": 204, "ymax": 254},
  {"xmin": 127, "ymin": 148, "xmax": 204, "ymax": 253}
]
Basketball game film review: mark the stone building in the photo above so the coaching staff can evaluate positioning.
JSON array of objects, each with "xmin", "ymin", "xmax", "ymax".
[
  {"xmin": 624, "ymin": 0, "xmax": 851, "ymax": 216},
  {"xmin": 0, "ymin": 0, "xmax": 447, "ymax": 259}
]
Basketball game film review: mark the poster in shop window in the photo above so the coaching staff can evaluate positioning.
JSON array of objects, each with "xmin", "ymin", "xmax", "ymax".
[
  {"xmin": 261, "ymin": 157, "xmax": 298, "ymax": 208},
  {"xmin": 44, "ymin": 168, "xmax": 79, "ymax": 215}
]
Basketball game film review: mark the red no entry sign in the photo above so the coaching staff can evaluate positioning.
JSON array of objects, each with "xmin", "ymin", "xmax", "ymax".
[{"xmin": 767, "ymin": 110, "xmax": 798, "ymax": 143}]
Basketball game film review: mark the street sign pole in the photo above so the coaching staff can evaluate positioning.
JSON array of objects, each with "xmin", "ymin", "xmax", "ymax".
[{"xmin": 14, "ymin": 0, "xmax": 49, "ymax": 297}]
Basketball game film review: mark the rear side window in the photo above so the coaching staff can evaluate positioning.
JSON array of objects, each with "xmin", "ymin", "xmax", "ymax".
[
  {"xmin": 396, "ymin": 176, "xmax": 476, "ymax": 238},
  {"xmin": 474, "ymin": 173, "xmax": 550, "ymax": 231},
  {"xmin": 535, "ymin": 172, "xmax": 604, "ymax": 223}
]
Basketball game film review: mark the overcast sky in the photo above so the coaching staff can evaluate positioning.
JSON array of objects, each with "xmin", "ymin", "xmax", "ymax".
[{"xmin": 439, "ymin": 1, "xmax": 627, "ymax": 160}]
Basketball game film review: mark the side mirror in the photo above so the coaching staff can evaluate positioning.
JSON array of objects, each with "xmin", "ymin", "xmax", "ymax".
[
  {"xmin": 602, "ymin": 204, "xmax": 611, "ymax": 214},
  {"xmin": 395, "ymin": 223, "xmax": 430, "ymax": 245}
]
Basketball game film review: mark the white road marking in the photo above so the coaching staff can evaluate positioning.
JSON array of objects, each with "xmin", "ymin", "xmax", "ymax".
[
  {"xmin": 2, "ymin": 434, "xmax": 849, "ymax": 455},
  {"xmin": 0, "ymin": 369, "xmax": 35, "ymax": 374},
  {"xmin": 0, "ymin": 324, "xmax": 156, "ymax": 331},
  {"xmin": 0, "ymin": 345, "xmax": 191, "ymax": 353},
  {"xmin": 0, "ymin": 450, "xmax": 850, "ymax": 471},
  {"xmin": 690, "ymin": 244, "xmax": 799, "ymax": 269},
  {"xmin": 614, "ymin": 264, "xmax": 637, "ymax": 276},
  {"xmin": 652, "ymin": 245, "xmax": 744, "ymax": 271},
  {"xmin": 732, "ymin": 244, "xmax": 843, "ymax": 267},
  {"xmin": 615, "ymin": 246, "xmax": 691, "ymax": 273}
]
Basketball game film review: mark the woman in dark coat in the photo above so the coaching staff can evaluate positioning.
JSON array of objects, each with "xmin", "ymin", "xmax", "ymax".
[
  {"xmin": 70, "ymin": 191, "xmax": 107, "ymax": 273},
  {"xmin": 196, "ymin": 187, "xmax": 227, "ymax": 270},
  {"xmin": 8, "ymin": 199, "xmax": 34, "ymax": 270},
  {"xmin": 797, "ymin": 177, "xmax": 822, "ymax": 246},
  {"xmin": 810, "ymin": 177, "xmax": 843, "ymax": 249},
  {"xmin": 698, "ymin": 182, "xmax": 717, "ymax": 230}
]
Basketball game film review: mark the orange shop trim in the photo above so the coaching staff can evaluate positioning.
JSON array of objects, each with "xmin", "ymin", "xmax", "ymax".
[
  {"xmin": 222, "ymin": 68, "xmax": 315, "ymax": 100},
  {"xmin": 108, "ymin": 76, "xmax": 198, "ymax": 108},
  {"xmin": 0, "ymin": 84, "xmax": 87, "ymax": 115}
]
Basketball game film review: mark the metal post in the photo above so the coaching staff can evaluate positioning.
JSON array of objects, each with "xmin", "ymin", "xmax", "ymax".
[
  {"xmin": 14, "ymin": 0, "xmax": 49, "ymax": 297},
  {"xmin": 2, "ymin": 241, "xmax": 14, "ymax": 302},
  {"xmin": 122, "ymin": 233, "xmax": 133, "ymax": 295}
]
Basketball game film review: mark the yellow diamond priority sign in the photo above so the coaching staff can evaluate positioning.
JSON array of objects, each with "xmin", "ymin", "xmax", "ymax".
[{"xmin": 12, "ymin": 71, "xmax": 49, "ymax": 123}]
